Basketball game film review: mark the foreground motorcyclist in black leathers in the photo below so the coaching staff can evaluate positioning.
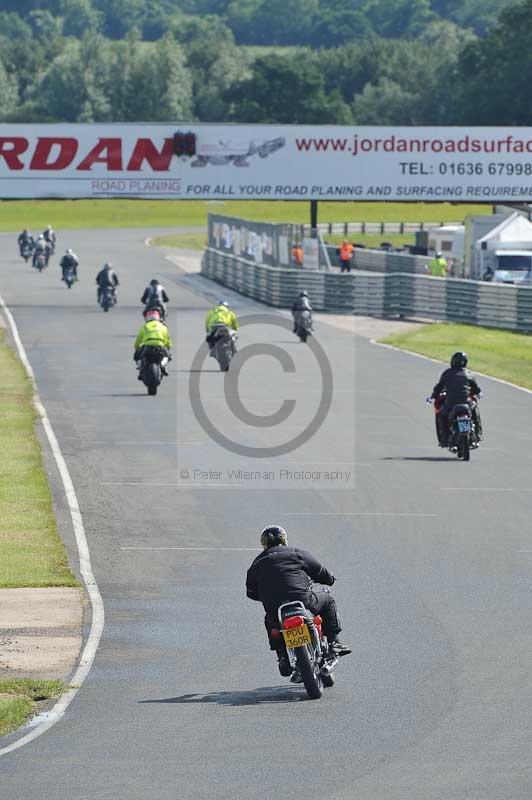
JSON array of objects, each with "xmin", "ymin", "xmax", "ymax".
[
  {"xmin": 246, "ymin": 525, "xmax": 351, "ymax": 677},
  {"xmin": 430, "ymin": 351, "xmax": 482, "ymax": 447},
  {"xmin": 96, "ymin": 262, "xmax": 119, "ymax": 304},
  {"xmin": 291, "ymin": 290, "xmax": 313, "ymax": 333}
]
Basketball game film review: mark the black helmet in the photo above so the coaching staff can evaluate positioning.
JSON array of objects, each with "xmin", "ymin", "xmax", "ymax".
[
  {"xmin": 299, "ymin": 290, "xmax": 308, "ymax": 297},
  {"xmin": 103, "ymin": 262, "xmax": 112, "ymax": 270},
  {"xmin": 450, "ymin": 352, "xmax": 468, "ymax": 368},
  {"xmin": 260, "ymin": 525, "xmax": 288, "ymax": 549},
  {"xmin": 150, "ymin": 279, "xmax": 159, "ymax": 286}
]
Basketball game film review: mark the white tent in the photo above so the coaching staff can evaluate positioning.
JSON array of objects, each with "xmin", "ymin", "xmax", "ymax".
[{"xmin": 477, "ymin": 211, "xmax": 532, "ymax": 251}]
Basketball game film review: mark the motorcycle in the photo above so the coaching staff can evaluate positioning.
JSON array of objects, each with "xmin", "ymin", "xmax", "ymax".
[
  {"xmin": 100, "ymin": 286, "xmax": 116, "ymax": 312},
  {"xmin": 211, "ymin": 324, "xmax": 236, "ymax": 372},
  {"xmin": 64, "ymin": 265, "xmax": 76, "ymax": 289},
  {"xmin": 138, "ymin": 346, "xmax": 169, "ymax": 396},
  {"xmin": 20, "ymin": 242, "xmax": 33, "ymax": 262},
  {"xmin": 294, "ymin": 310, "xmax": 313, "ymax": 343},
  {"xmin": 272, "ymin": 599, "xmax": 338, "ymax": 699},
  {"xmin": 143, "ymin": 301, "xmax": 166, "ymax": 321},
  {"xmin": 34, "ymin": 252, "xmax": 47, "ymax": 272},
  {"xmin": 432, "ymin": 392, "xmax": 480, "ymax": 461}
]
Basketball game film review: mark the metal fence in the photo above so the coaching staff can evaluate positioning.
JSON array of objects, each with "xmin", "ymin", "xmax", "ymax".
[
  {"xmin": 207, "ymin": 213, "xmax": 331, "ymax": 269},
  {"xmin": 201, "ymin": 248, "xmax": 532, "ymax": 332},
  {"xmin": 317, "ymin": 221, "xmax": 459, "ymax": 236},
  {"xmin": 208, "ymin": 212, "xmax": 438, "ymax": 273}
]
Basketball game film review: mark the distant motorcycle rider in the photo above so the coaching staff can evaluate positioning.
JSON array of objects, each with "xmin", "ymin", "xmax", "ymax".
[
  {"xmin": 43, "ymin": 225, "xmax": 56, "ymax": 252},
  {"xmin": 96, "ymin": 262, "xmax": 119, "ymax": 304},
  {"xmin": 205, "ymin": 300, "xmax": 238, "ymax": 355},
  {"xmin": 134, "ymin": 309, "xmax": 172, "ymax": 379},
  {"xmin": 60, "ymin": 248, "xmax": 79, "ymax": 282},
  {"xmin": 291, "ymin": 290, "xmax": 313, "ymax": 333},
  {"xmin": 246, "ymin": 525, "xmax": 351, "ymax": 677},
  {"xmin": 18, "ymin": 228, "xmax": 34, "ymax": 255},
  {"xmin": 430, "ymin": 352, "xmax": 482, "ymax": 447},
  {"xmin": 33, "ymin": 235, "xmax": 52, "ymax": 268},
  {"xmin": 141, "ymin": 279, "xmax": 169, "ymax": 318}
]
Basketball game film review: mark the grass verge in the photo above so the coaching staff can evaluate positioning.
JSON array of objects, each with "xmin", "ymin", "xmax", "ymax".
[
  {"xmin": 152, "ymin": 230, "xmax": 416, "ymax": 251},
  {"xmin": 0, "ymin": 200, "xmax": 491, "ymax": 232},
  {"xmin": 151, "ymin": 232, "xmax": 207, "ymax": 250},
  {"xmin": 0, "ymin": 328, "xmax": 78, "ymax": 588},
  {"xmin": 0, "ymin": 679, "xmax": 64, "ymax": 737},
  {"xmin": 381, "ymin": 323, "xmax": 532, "ymax": 390}
]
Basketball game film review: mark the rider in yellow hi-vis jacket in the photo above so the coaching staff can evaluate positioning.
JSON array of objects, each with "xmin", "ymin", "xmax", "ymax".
[
  {"xmin": 134, "ymin": 309, "xmax": 172, "ymax": 377},
  {"xmin": 205, "ymin": 301, "xmax": 239, "ymax": 354}
]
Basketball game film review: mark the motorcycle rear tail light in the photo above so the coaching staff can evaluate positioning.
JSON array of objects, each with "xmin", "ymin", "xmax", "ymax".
[{"xmin": 282, "ymin": 615, "xmax": 304, "ymax": 629}]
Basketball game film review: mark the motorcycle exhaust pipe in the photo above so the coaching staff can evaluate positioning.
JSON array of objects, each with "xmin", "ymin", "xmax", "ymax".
[{"xmin": 321, "ymin": 659, "xmax": 338, "ymax": 677}]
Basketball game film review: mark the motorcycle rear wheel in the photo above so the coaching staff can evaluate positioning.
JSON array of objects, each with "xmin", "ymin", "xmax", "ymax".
[
  {"xmin": 216, "ymin": 346, "xmax": 231, "ymax": 372},
  {"xmin": 295, "ymin": 646, "xmax": 323, "ymax": 699},
  {"xmin": 145, "ymin": 363, "xmax": 160, "ymax": 396}
]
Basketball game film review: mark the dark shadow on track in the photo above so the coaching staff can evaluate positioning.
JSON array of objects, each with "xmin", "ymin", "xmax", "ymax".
[
  {"xmin": 382, "ymin": 456, "xmax": 455, "ymax": 462},
  {"xmin": 139, "ymin": 686, "xmax": 308, "ymax": 706},
  {"xmin": 97, "ymin": 392, "xmax": 152, "ymax": 398},
  {"xmin": 177, "ymin": 369, "xmax": 221, "ymax": 374}
]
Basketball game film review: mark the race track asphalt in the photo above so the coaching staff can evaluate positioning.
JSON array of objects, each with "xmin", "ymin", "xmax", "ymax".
[{"xmin": 2, "ymin": 228, "xmax": 532, "ymax": 800}]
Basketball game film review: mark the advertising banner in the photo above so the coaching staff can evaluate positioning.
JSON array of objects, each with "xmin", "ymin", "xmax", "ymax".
[{"xmin": 3, "ymin": 123, "xmax": 532, "ymax": 201}]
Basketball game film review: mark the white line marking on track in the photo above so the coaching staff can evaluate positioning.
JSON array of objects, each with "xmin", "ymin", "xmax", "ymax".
[
  {"xmin": 120, "ymin": 546, "xmax": 259, "ymax": 551},
  {"xmin": 0, "ymin": 295, "xmax": 104, "ymax": 757}
]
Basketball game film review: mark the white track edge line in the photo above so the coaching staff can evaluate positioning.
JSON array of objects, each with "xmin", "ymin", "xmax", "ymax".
[
  {"xmin": 0, "ymin": 295, "xmax": 105, "ymax": 757},
  {"xmin": 371, "ymin": 339, "xmax": 532, "ymax": 397}
]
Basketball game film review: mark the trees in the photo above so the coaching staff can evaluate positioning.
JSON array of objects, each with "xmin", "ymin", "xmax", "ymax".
[
  {"xmin": 32, "ymin": 37, "xmax": 111, "ymax": 122},
  {"xmin": 225, "ymin": 53, "xmax": 352, "ymax": 123},
  {"xmin": 454, "ymin": 0, "xmax": 532, "ymax": 124},
  {"xmin": 29, "ymin": 32, "xmax": 193, "ymax": 122},
  {"xmin": 92, "ymin": 0, "xmax": 147, "ymax": 39},
  {"xmin": 431, "ymin": 0, "xmax": 514, "ymax": 36},
  {"xmin": 0, "ymin": 0, "xmax": 525, "ymax": 126},
  {"xmin": 0, "ymin": 56, "xmax": 19, "ymax": 121},
  {"xmin": 186, "ymin": 39, "xmax": 249, "ymax": 120},
  {"xmin": 61, "ymin": 0, "xmax": 103, "ymax": 37}
]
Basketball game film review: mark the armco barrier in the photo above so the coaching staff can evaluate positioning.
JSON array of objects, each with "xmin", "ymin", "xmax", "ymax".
[
  {"xmin": 201, "ymin": 248, "xmax": 532, "ymax": 332},
  {"xmin": 325, "ymin": 246, "xmax": 431, "ymax": 274}
]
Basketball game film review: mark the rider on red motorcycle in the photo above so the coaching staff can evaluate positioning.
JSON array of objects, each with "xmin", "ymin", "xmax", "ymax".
[
  {"xmin": 246, "ymin": 525, "xmax": 351, "ymax": 677},
  {"xmin": 430, "ymin": 352, "xmax": 482, "ymax": 447}
]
